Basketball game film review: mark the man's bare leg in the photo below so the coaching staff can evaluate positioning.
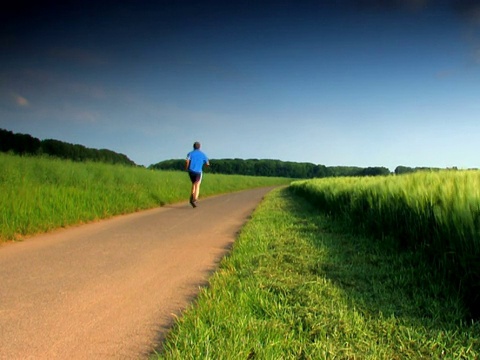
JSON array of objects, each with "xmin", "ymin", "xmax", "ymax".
[
  {"xmin": 190, "ymin": 181, "xmax": 201, "ymax": 207},
  {"xmin": 193, "ymin": 181, "xmax": 201, "ymax": 201}
]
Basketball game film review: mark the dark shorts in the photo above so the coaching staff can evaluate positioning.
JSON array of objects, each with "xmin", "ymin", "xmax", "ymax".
[{"xmin": 188, "ymin": 171, "xmax": 202, "ymax": 184}]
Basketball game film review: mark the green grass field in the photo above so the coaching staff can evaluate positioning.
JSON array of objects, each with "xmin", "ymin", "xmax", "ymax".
[
  {"xmin": 0, "ymin": 153, "xmax": 291, "ymax": 242},
  {"xmin": 155, "ymin": 187, "xmax": 479, "ymax": 359}
]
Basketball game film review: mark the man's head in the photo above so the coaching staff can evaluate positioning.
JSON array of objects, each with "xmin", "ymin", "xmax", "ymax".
[{"xmin": 193, "ymin": 141, "xmax": 201, "ymax": 150}]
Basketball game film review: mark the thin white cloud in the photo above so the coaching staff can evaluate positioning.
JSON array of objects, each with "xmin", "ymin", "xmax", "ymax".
[
  {"xmin": 68, "ymin": 82, "xmax": 107, "ymax": 100},
  {"xmin": 458, "ymin": 4, "xmax": 480, "ymax": 25},
  {"xmin": 475, "ymin": 48, "xmax": 480, "ymax": 64},
  {"xmin": 72, "ymin": 110, "xmax": 98, "ymax": 124},
  {"xmin": 5, "ymin": 68, "xmax": 109, "ymax": 102},
  {"xmin": 48, "ymin": 47, "xmax": 108, "ymax": 67},
  {"xmin": 435, "ymin": 69, "xmax": 456, "ymax": 79},
  {"xmin": 13, "ymin": 92, "xmax": 29, "ymax": 107},
  {"xmin": 404, "ymin": 0, "xmax": 429, "ymax": 13},
  {"xmin": 453, "ymin": 1, "xmax": 480, "ymax": 66}
]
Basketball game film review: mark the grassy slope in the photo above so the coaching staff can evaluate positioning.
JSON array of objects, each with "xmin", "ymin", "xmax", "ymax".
[
  {"xmin": 0, "ymin": 153, "xmax": 291, "ymax": 241},
  {"xmin": 156, "ymin": 187, "xmax": 479, "ymax": 359}
]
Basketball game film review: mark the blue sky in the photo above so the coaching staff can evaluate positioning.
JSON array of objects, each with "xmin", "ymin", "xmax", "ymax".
[{"xmin": 1, "ymin": 0, "xmax": 479, "ymax": 170}]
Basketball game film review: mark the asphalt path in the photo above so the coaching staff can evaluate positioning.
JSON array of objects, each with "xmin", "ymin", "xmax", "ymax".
[{"xmin": 0, "ymin": 187, "xmax": 276, "ymax": 359}]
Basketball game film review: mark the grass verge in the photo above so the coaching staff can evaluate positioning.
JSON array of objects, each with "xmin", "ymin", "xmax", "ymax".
[{"xmin": 155, "ymin": 187, "xmax": 479, "ymax": 359}]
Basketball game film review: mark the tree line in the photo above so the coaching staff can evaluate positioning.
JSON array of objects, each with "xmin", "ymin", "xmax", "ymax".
[
  {"xmin": 0, "ymin": 128, "xmax": 135, "ymax": 166},
  {"xmin": 3, "ymin": 128, "xmax": 463, "ymax": 177},
  {"xmin": 150, "ymin": 159, "xmax": 467, "ymax": 179},
  {"xmin": 149, "ymin": 158, "xmax": 393, "ymax": 178}
]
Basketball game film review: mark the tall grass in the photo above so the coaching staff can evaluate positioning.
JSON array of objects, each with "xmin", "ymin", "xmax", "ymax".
[
  {"xmin": 155, "ymin": 188, "xmax": 479, "ymax": 359},
  {"xmin": 0, "ymin": 153, "xmax": 290, "ymax": 242},
  {"xmin": 290, "ymin": 170, "xmax": 480, "ymax": 319}
]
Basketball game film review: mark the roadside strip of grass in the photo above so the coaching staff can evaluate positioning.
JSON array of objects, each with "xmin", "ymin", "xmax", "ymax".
[{"xmin": 155, "ymin": 187, "xmax": 479, "ymax": 359}]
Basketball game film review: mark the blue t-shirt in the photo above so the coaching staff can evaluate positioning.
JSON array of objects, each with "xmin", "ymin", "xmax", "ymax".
[{"xmin": 186, "ymin": 149, "xmax": 209, "ymax": 173}]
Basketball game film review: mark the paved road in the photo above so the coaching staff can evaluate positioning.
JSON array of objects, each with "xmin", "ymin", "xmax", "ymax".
[{"xmin": 0, "ymin": 187, "xmax": 275, "ymax": 359}]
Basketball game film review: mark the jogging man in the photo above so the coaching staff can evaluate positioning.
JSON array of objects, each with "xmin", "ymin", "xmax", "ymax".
[{"xmin": 185, "ymin": 141, "xmax": 209, "ymax": 208}]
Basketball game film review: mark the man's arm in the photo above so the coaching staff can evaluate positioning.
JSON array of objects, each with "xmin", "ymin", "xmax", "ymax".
[{"xmin": 185, "ymin": 159, "xmax": 190, "ymax": 171}]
